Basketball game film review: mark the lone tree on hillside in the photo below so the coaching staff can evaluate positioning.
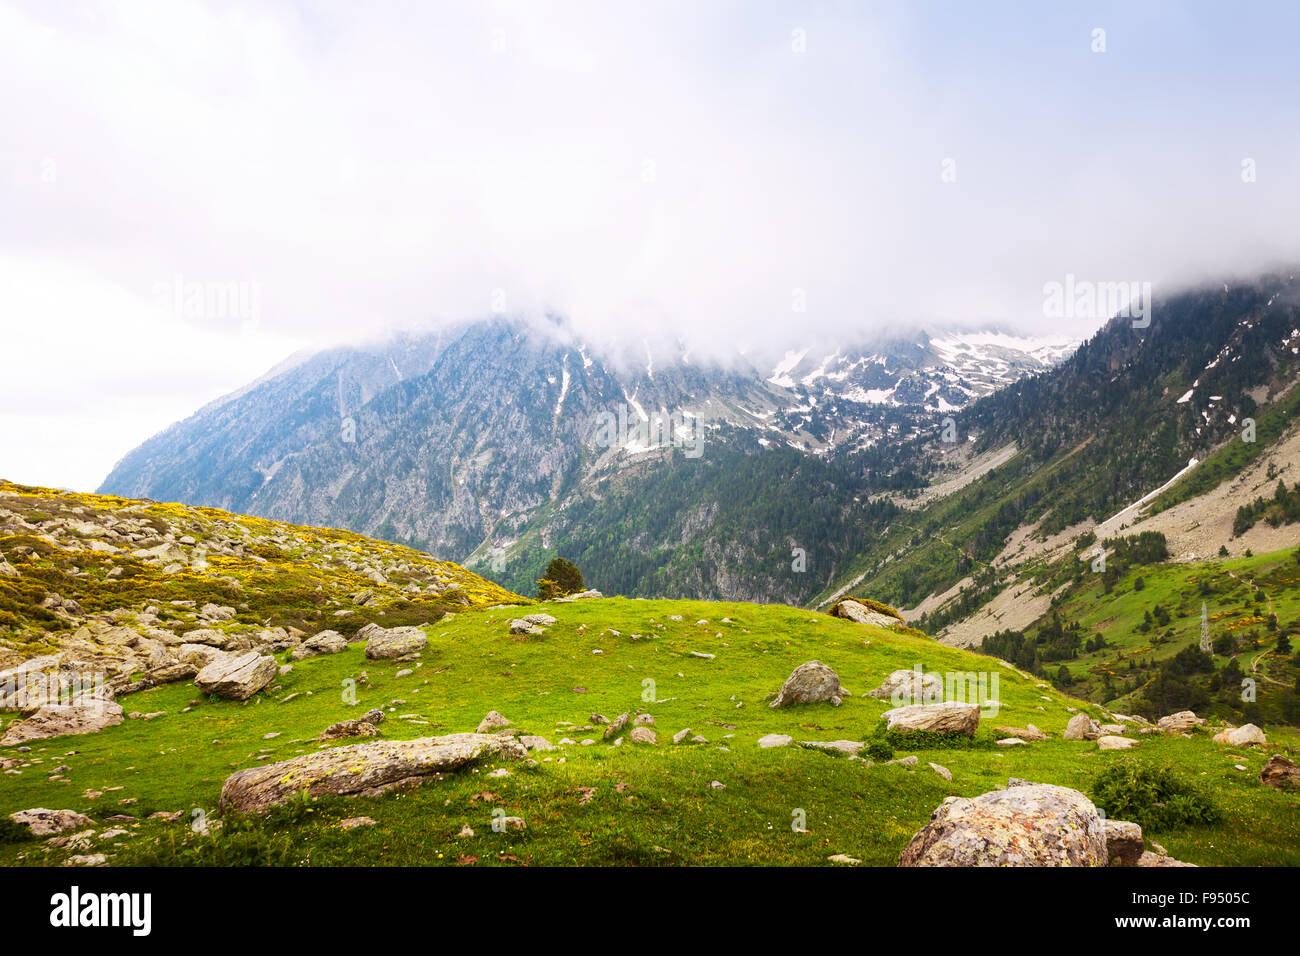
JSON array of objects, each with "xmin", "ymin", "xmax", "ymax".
[{"xmin": 537, "ymin": 557, "xmax": 585, "ymax": 600}]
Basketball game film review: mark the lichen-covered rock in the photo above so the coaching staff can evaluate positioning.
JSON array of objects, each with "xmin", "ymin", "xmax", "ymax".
[
  {"xmin": 629, "ymin": 726, "xmax": 657, "ymax": 745},
  {"xmin": 899, "ymin": 784, "xmax": 1106, "ymax": 867},
  {"xmin": 1211, "ymin": 723, "xmax": 1266, "ymax": 747},
  {"xmin": 881, "ymin": 702, "xmax": 980, "ymax": 737},
  {"xmin": 1, "ymin": 697, "xmax": 124, "ymax": 745},
  {"xmin": 831, "ymin": 598, "xmax": 904, "ymax": 628},
  {"xmin": 1156, "ymin": 710, "xmax": 1205, "ymax": 734},
  {"xmin": 363, "ymin": 626, "xmax": 428, "ymax": 660},
  {"xmin": 219, "ymin": 733, "xmax": 527, "ymax": 813},
  {"xmin": 867, "ymin": 668, "xmax": 943, "ymax": 704},
  {"xmin": 769, "ymin": 660, "xmax": 844, "ymax": 707},
  {"xmin": 290, "ymin": 630, "xmax": 347, "ymax": 661},
  {"xmin": 1260, "ymin": 755, "xmax": 1300, "ymax": 791},
  {"xmin": 10, "ymin": 808, "xmax": 94, "ymax": 836},
  {"xmin": 194, "ymin": 651, "xmax": 277, "ymax": 700},
  {"xmin": 318, "ymin": 719, "xmax": 381, "ymax": 741},
  {"xmin": 1103, "ymin": 819, "xmax": 1144, "ymax": 867}
]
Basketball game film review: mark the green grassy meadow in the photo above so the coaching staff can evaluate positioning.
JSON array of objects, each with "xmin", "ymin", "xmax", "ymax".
[{"xmin": 3, "ymin": 598, "xmax": 1297, "ymax": 866}]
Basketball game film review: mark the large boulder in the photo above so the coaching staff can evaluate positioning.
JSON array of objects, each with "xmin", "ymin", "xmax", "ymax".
[
  {"xmin": 867, "ymin": 668, "xmax": 943, "ymax": 704},
  {"xmin": 219, "ymin": 733, "xmax": 527, "ymax": 813},
  {"xmin": 1, "ymin": 697, "xmax": 124, "ymax": 745},
  {"xmin": 769, "ymin": 661, "xmax": 844, "ymax": 707},
  {"xmin": 1156, "ymin": 710, "xmax": 1205, "ymax": 734},
  {"xmin": 290, "ymin": 630, "xmax": 348, "ymax": 661},
  {"xmin": 881, "ymin": 702, "xmax": 980, "ymax": 737},
  {"xmin": 1064, "ymin": 713, "xmax": 1102, "ymax": 740},
  {"xmin": 899, "ymin": 784, "xmax": 1106, "ymax": 866},
  {"xmin": 363, "ymin": 626, "xmax": 428, "ymax": 660},
  {"xmin": 1097, "ymin": 735, "xmax": 1139, "ymax": 751},
  {"xmin": 1260, "ymin": 755, "xmax": 1300, "ymax": 791},
  {"xmin": 1211, "ymin": 724, "xmax": 1266, "ymax": 747},
  {"xmin": 832, "ymin": 598, "xmax": 904, "ymax": 629},
  {"xmin": 194, "ymin": 651, "xmax": 278, "ymax": 700}
]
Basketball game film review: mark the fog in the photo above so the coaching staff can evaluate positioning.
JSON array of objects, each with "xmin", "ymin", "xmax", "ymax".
[{"xmin": 2, "ymin": 0, "xmax": 1298, "ymax": 489}]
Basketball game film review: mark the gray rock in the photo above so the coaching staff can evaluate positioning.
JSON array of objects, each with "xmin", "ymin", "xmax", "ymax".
[
  {"xmin": 194, "ymin": 651, "xmax": 278, "ymax": 700},
  {"xmin": 881, "ymin": 702, "xmax": 980, "ymax": 737},
  {"xmin": 867, "ymin": 668, "xmax": 943, "ymax": 703},
  {"xmin": 290, "ymin": 630, "xmax": 347, "ymax": 661},
  {"xmin": 220, "ymin": 733, "xmax": 528, "ymax": 813},
  {"xmin": 798, "ymin": 740, "xmax": 864, "ymax": 755},
  {"xmin": 900, "ymin": 784, "xmax": 1106, "ymax": 867},
  {"xmin": 363, "ymin": 626, "xmax": 428, "ymax": 660},
  {"xmin": 1212, "ymin": 723, "xmax": 1266, "ymax": 747},
  {"xmin": 757, "ymin": 733, "xmax": 793, "ymax": 749},
  {"xmin": 1, "ymin": 697, "xmax": 124, "ymax": 745},
  {"xmin": 1104, "ymin": 819, "xmax": 1144, "ymax": 867},
  {"xmin": 1156, "ymin": 710, "xmax": 1205, "ymax": 734},
  {"xmin": 476, "ymin": 710, "xmax": 512, "ymax": 734},
  {"xmin": 1064, "ymin": 713, "xmax": 1101, "ymax": 740},
  {"xmin": 10, "ymin": 808, "xmax": 94, "ymax": 836},
  {"xmin": 769, "ymin": 660, "xmax": 844, "ymax": 708}
]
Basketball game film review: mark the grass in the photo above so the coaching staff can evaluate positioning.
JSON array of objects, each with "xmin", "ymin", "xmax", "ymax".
[{"xmin": 3, "ymin": 597, "xmax": 1297, "ymax": 866}]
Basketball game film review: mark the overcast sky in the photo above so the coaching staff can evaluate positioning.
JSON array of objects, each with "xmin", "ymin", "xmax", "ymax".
[{"xmin": 3, "ymin": 0, "xmax": 1299, "ymax": 492}]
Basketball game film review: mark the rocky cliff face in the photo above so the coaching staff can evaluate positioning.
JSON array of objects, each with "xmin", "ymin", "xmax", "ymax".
[{"xmin": 98, "ymin": 318, "xmax": 1077, "ymax": 599}]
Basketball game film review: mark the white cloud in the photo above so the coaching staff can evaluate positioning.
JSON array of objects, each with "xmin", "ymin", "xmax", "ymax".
[{"xmin": 1, "ymin": 0, "xmax": 1298, "ymax": 489}]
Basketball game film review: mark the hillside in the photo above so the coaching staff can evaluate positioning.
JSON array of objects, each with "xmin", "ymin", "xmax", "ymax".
[
  {"xmin": 1, "ymin": 485, "xmax": 1297, "ymax": 867},
  {"xmin": 815, "ymin": 274, "xmax": 1300, "ymax": 640},
  {"xmin": 0, "ymin": 478, "xmax": 522, "ymax": 681}
]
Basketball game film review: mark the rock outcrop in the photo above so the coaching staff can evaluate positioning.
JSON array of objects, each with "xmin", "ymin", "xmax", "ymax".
[{"xmin": 1, "ymin": 697, "xmax": 124, "ymax": 745}]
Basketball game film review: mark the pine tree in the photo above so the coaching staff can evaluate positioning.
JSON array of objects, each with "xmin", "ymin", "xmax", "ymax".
[{"xmin": 537, "ymin": 557, "xmax": 585, "ymax": 599}]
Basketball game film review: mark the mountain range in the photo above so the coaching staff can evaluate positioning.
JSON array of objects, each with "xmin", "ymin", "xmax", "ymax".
[{"xmin": 98, "ymin": 321, "xmax": 1079, "ymax": 602}]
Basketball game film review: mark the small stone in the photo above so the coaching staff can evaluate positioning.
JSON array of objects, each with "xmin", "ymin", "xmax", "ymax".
[{"xmin": 339, "ymin": 816, "xmax": 377, "ymax": 830}]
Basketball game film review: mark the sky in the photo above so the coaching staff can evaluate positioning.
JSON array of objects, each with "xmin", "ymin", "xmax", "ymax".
[{"xmin": 2, "ymin": 0, "xmax": 1299, "ymax": 491}]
